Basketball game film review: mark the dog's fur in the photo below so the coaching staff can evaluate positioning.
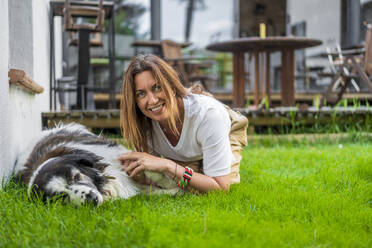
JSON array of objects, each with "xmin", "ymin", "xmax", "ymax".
[{"xmin": 14, "ymin": 123, "xmax": 177, "ymax": 205}]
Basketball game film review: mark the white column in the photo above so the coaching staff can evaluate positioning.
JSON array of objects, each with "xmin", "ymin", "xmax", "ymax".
[{"xmin": 0, "ymin": 0, "xmax": 11, "ymax": 185}]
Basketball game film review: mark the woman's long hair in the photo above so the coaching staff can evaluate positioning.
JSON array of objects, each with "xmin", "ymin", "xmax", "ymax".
[{"xmin": 120, "ymin": 54, "xmax": 189, "ymax": 152}]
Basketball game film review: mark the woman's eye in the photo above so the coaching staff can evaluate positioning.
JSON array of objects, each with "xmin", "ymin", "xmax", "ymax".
[
  {"xmin": 154, "ymin": 85, "xmax": 162, "ymax": 92},
  {"xmin": 136, "ymin": 91, "xmax": 145, "ymax": 98}
]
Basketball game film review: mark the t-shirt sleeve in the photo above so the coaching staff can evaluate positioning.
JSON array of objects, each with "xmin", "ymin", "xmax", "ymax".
[{"xmin": 196, "ymin": 108, "xmax": 233, "ymax": 177}]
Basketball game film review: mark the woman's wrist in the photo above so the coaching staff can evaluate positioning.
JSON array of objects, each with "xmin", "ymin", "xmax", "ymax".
[{"xmin": 165, "ymin": 160, "xmax": 179, "ymax": 180}]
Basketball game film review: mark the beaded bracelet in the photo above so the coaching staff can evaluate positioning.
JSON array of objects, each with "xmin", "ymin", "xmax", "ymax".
[{"xmin": 177, "ymin": 166, "xmax": 193, "ymax": 189}]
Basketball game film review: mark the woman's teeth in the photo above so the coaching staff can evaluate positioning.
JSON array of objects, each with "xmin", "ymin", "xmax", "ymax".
[{"xmin": 150, "ymin": 105, "xmax": 162, "ymax": 112}]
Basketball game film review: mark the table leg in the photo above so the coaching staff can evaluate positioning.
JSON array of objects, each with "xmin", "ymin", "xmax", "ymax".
[
  {"xmin": 287, "ymin": 49, "xmax": 295, "ymax": 106},
  {"xmin": 254, "ymin": 51, "xmax": 259, "ymax": 106},
  {"xmin": 281, "ymin": 49, "xmax": 295, "ymax": 106},
  {"xmin": 281, "ymin": 50, "xmax": 288, "ymax": 106},
  {"xmin": 266, "ymin": 52, "xmax": 271, "ymax": 107},
  {"xmin": 232, "ymin": 52, "xmax": 245, "ymax": 107},
  {"xmin": 77, "ymin": 29, "xmax": 90, "ymax": 109},
  {"xmin": 260, "ymin": 52, "xmax": 265, "ymax": 101}
]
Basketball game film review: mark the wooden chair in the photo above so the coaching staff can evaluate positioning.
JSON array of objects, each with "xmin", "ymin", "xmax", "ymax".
[
  {"xmin": 321, "ymin": 23, "xmax": 372, "ymax": 105},
  {"xmin": 62, "ymin": 0, "xmax": 110, "ymax": 109},
  {"xmin": 161, "ymin": 40, "xmax": 189, "ymax": 84},
  {"xmin": 161, "ymin": 39, "xmax": 215, "ymax": 90},
  {"xmin": 68, "ymin": 32, "xmax": 104, "ymax": 47},
  {"xmin": 64, "ymin": 0, "xmax": 105, "ymax": 32}
]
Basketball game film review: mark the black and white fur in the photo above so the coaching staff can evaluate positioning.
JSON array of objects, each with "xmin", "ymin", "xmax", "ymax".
[{"xmin": 14, "ymin": 123, "xmax": 177, "ymax": 206}]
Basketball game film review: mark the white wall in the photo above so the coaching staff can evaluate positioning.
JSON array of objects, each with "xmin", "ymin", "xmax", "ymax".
[
  {"xmin": 8, "ymin": 0, "xmax": 33, "ymax": 76},
  {"xmin": 0, "ymin": 0, "xmax": 11, "ymax": 184},
  {"xmin": 288, "ymin": 0, "xmax": 341, "ymax": 68},
  {"xmin": 0, "ymin": 0, "xmax": 57, "ymax": 185},
  {"xmin": 288, "ymin": 0, "xmax": 341, "ymax": 56},
  {"xmin": 33, "ymin": 0, "xmax": 52, "ymax": 112}
]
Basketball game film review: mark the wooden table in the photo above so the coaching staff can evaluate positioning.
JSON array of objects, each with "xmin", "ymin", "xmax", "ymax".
[{"xmin": 206, "ymin": 37, "xmax": 322, "ymax": 107}]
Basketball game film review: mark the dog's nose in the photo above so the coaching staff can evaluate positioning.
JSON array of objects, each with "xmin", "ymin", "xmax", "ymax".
[{"xmin": 86, "ymin": 191, "xmax": 100, "ymax": 206}]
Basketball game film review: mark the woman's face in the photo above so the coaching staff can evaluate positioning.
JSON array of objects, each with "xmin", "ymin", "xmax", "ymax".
[{"xmin": 134, "ymin": 70, "xmax": 171, "ymax": 123}]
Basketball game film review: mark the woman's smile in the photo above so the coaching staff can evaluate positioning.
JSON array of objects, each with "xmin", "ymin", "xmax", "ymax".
[{"xmin": 148, "ymin": 103, "xmax": 165, "ymax": 113}]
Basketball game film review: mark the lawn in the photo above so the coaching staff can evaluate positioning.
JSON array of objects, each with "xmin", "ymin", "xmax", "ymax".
[{"xmin": 1, "ymin": 136, "xmax": 371, "ymax": 248}]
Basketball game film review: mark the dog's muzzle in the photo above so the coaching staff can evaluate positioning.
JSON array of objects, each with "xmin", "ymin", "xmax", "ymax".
[{"xmin": 67, "ymin": 183, "xmax": 104, "ymax": 206}]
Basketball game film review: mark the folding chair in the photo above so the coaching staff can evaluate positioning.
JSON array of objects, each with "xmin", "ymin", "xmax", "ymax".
[
  {"xmin": 64, "ymin": 0, "xmax": 105, "ymax": 47},
  {"xmin": 64, "ymin": 0, "xmax": 105, "ymax": 32},
  {"xmin": 321, "ymin": 23, "xmax": 372, "ymax": 105}
]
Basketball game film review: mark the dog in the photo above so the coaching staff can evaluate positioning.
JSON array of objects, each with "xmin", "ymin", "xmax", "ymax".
[{"xmin": 14, "ymin": 123, "xmax": 178, "ymax": 206}]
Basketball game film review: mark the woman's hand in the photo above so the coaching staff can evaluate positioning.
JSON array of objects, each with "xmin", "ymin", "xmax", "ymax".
[
  {"xmin": 117, "ymin": 151, "xmax": 170, "ymax": 178},
  {"xmin": 118, "ymin": 152, "xmax": 231, "ymax": 193}
]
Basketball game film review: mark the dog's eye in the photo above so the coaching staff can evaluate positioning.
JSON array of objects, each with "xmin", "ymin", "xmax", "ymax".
[{"xmin": 73, "ymin": 173, "xmax": 82, "ymax": 181}]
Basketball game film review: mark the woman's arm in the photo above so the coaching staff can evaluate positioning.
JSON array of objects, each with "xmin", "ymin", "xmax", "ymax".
[
  {"xmin": 118, "ymin": 152, "xmax": 230, "ymax": 192},
  {"xmin": 163, "ymin": 161, "xmax": 230, "ymax": 192}
]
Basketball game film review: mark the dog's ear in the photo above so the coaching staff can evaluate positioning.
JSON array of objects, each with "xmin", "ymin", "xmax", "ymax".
[
  {"xmin": 75, "ymin": 156, "xmax": 97, "ymax": 168},
  {"xmin": 94, "ymin": 162, "xmax": 109, "ymax": 172},
  {"xmin": 61, "ymin": 152, "xmax": 101, "ymax": 168},
  {"xmin": 61, "ymin": 153, "xmax": 109, "ymax": 189}
]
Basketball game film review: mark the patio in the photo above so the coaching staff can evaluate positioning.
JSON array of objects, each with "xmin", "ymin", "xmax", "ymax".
[{"xmin": 35, "ymin": 0, "xmax": 372, "ymax": 134}]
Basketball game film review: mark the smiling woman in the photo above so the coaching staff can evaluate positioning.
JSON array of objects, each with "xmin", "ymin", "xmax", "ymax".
[{"xmin": 119, "ymin": 54, "xmax": 248, "ymax": 193}]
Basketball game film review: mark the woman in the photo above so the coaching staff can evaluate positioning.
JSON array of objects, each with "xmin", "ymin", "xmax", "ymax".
[{"xmin": 118, "ymin": 54, "xmax": 248, "ymax": 193}]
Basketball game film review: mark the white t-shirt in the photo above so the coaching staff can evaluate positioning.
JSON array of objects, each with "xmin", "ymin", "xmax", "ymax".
[{"xmin": 150, "ymin": 93, "xmax": 233, "ymax": 177}]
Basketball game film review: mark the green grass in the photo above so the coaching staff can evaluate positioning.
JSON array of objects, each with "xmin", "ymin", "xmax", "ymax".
[{"xmin": 1, "ymin": 139, "xmax": 371, "ymax": 247}]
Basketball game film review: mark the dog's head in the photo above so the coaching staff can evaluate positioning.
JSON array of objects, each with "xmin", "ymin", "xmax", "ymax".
[{"xmin": 27, "ymin": 152, "xmax": 109, "ymax": 206}]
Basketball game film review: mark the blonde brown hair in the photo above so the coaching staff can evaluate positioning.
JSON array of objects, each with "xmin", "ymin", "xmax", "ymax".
[{"xmin": 120, "ymin": 54, "xmax": 189, "ymax": 152}]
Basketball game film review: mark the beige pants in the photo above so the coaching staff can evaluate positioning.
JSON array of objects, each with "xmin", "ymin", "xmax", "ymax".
[{"xmin": 225, "ymin": 106, "xmax": 248, "ymax": 183}]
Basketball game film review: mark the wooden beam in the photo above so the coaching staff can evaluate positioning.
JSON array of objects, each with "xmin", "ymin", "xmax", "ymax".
[
  {"xmin": 93, "ymin": 91, "xmax": 372, "ymax": 104},
  {"xmin": 42, "ymin": 108, "xmax": 372, "ymax": 131},
  {"xmin": 8, "ymin": 69, "xmax": 44, "ymax": 94}
]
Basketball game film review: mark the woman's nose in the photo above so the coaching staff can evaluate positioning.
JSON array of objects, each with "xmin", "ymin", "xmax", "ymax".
[{"xmin": 147, "ymin": 92, "xmax": 158, "ymax": 104}]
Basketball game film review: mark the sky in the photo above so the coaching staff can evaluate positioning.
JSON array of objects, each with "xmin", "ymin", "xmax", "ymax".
[{"xmin": 127, "ymin": 0, "xmax": 233, "ymax": 48}]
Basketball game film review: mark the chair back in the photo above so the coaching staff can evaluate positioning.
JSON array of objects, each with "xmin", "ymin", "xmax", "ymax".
[
  {"xmin": 161, "ymin": 40, "xmax": 189, "ymax": 83},
  {"xmin": 64, "ymin": 0, "xmax": 105, "ymax": 32},
  {"xmin": 364, "ymin": 23, "xmax": 372, "ymax": 75},
  {"xmin": 161, "ymin": 40, "xmax": 184, "ymax": 61}
]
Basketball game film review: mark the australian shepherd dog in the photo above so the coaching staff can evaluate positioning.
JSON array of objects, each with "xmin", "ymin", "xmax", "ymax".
[{"xmin": 14, "ymin": 123, "xmax": 177, "ymax": 206}]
